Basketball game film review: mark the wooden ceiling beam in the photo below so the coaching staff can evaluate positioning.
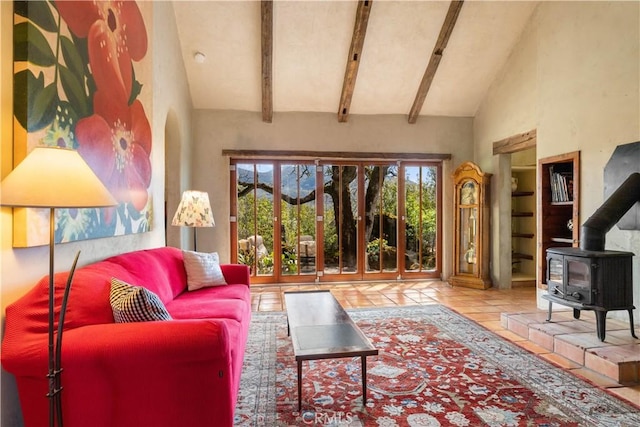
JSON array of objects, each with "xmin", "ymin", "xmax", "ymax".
[
  {"xmin": 493, "ymin": 130, "xmax": 537, "ymax": 155},
  {"xmin": 408, "ymin": 1, "xmax": 464, "ymax": 124},
  {"xmin": 261, "ymin": 0, "xmax": 273, "ymax": 123},
  {"xmin": 337, "ymin": 0, "xmax": 373, "ymax": 123}
]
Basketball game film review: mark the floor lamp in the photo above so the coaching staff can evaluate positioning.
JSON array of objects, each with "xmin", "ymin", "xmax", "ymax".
[
  {"xmin": 0, "ymin": 146, "xmax": 117, "ymax": 427},
  {"xmin": 172, "ymin": 190, "xmax": 215, "ymax": 251}
]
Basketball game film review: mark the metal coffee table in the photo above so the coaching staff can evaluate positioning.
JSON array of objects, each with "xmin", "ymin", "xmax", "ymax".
[{"xmin": 284, "ymin": 290, "xmax": 378, "ymax": 410}]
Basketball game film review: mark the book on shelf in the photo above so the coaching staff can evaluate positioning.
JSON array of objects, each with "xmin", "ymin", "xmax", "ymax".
[{"xmin": 548, "ymin": 166, "xmax": 573, "ymax": 203}]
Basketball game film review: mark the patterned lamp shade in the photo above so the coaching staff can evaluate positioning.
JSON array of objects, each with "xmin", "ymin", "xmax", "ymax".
[{"xmin": 172, "ymin": 190, "xmax": 215, "ymax": 228}]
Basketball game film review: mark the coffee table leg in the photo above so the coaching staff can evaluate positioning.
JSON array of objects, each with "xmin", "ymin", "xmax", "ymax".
[
  {"xmin": 361, "ymin": 355, "xmax": 367, "ymax": 405},
  {"xmin": 297, "ymin": 360, "xmax": 302, "ymax": 411}
]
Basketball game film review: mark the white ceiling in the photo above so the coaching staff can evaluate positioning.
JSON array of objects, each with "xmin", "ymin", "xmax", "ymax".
[{"xmin": 173, "ymin": 0, "xmax": 538, "ymax": 118}]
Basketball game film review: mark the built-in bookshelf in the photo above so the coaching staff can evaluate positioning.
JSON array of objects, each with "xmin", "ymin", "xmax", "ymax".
[
  {"xmin": 537, "ymin": 151, "xmax": 580, "ymax": 289},
  {"xmin": 511, "ymin": 167, "xmax": 536, "ymax": 286}
]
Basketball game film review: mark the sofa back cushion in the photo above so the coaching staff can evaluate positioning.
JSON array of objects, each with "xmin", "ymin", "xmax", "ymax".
[
  {"xmin": 104, "ymin": 247, "xmax": 187, "ymax": 304},
  {"xmin": 2, "ymin": 262, "xmax": 131, "ymax": 347},
  {"xmin": 2, "ymin": 247, "xmax": 187, "ymax": 355}
]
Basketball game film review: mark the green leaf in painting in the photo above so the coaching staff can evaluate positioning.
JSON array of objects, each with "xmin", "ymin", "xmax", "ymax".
[
  {"xmin": 12, "ymin": 69, "xmax": 37, "ymax": 130},
  {"xmin": 60, "ymin": 36, "xmax": 85, "ymax": 82},
  {"xmin": 14, "ymin": 22, "xmax": 56, "ymax": 66},
  {"xmin": 59, "ymin": 66, "xmax": 88, "ymax": 117},
  {"xmin": 29, "ymin": 82, "xmax": 59, "ymax": 132},
  {"xmin": 14, "ymin": 0, "xmax": 58, "ymax": 33},
  {"xmin": 128, "ymin": 64, "xmax": 143, "ymax": 105},
  {"xmin": 71, "ymin": 32, "xmax": 90, "ymax": 75},
  {"xmin": 129, "ymin": 81, "xmax": 143, "ymax": 106},
  {"xmin": 13, "ymin": 21, "xmax": 28, "ymax": 62}
]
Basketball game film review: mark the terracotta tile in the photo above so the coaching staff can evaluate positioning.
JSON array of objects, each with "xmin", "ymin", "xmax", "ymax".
[
  {"xmin": 528, "ymin": 328, "xmax": 554, "ymax": 351},
  {"xmin": 605, "ymin": 385, "xmax": 640, "ymax": 408},
  {"xmin": 506, "ymin": 316, "xmax": 533, "ymax": 339},
  {"xmin": 494, "ymin": 329, "xmax": 528, "ymax": 342},
  {"xmin": 484, "ymin": 299, "xmax": 522, "ymax": 306},
  {"xmin": 587, "ymin": 344, "xmax": 640, "ymax": 364},
  {"xmin": 477, "ymin": 320, "xmax": 504, "ymax": 331},
  {"xmin": 466, "ymin": 312, "xmax": 502, "ymax": 322},
  {"xmin": 605, "ymin": 329, "xmax": 640, "ymax": 342},
  {"xmin": 258, "ymin": 302, "xmax": 282, "ymax": 312},
  {"xmin": 514, "ymin": 340, "xmax": 552, "ymax": 355},
  {"xmin": 539, "ymin": 352, "xmax": 582, "ymax": 370},
  {"xmin": 500, "ymin": 313, "xmax": 509, "ymax": 329},
  {"xmin": 553, "ymin": 336, "xmax": 587, "ymax": 365},
  {"xmin": 507, "ymin": 312, "xmax": 555, "ymax": 325},
  {"xmin": 571, "ymin": 367, "xmax": 627, "ymax": 388},
  {"xmin": 447, "ymin": 304, "xmax": 493, "ymax": 314},
  {"xmin": 528, "ymin": 320, "xmax": 595, "ymax": 339},
  {"xmin": 585, "ymin": 344, "xmax": 640, "ymax": 383}
]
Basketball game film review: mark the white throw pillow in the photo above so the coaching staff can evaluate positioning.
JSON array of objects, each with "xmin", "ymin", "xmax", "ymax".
[
  {"xmin": 109, "ymin": 278, "xmax": 172, "ymax": 322},
  {"xmin": 182, "ymin": 251, "xmax": 227, "ymax": 291}
]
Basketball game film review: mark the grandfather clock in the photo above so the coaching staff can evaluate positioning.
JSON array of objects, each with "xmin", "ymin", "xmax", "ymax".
[{"xmin": 449, "ymin": 161, "xmax": 492, "ymax": 289}]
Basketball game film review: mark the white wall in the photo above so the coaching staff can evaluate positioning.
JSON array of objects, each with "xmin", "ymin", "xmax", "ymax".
[
  {"xmin": 191, "ymin": 110, "xmax": 475, "ymax": 279},
  {"xmin": 474, "ymin": 1, "xmax": 640, "ymax": 321},
  {"xmin": 0, "ymin": 3, "xmax": 193, "ymax": 426}
]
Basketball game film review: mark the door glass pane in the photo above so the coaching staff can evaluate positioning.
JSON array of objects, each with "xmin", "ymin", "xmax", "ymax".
[
  {"xmin": 281, "ymin": 164, "xmax": 316, "ymax": 276},
  {"xmin": 404, "ymin": 166, "xmax": 438, "ymax": 272},
  {"xmin": 323, "ymin": 165, "xmax": 358, "ymax": 274},
  {"xmin": 365, "ymin": 165, "xmax": 397, "ymax": 273},
  {"xmin": 236, "ymin": 163, "xmax": 275, "ymax": 277},
  {"xmin": 236, "ymin": 164, "xmax": 257, "ymax": 274},
  {"xmin": 256, "ymin": 164, "xmax": 274, "ymax": 276}
]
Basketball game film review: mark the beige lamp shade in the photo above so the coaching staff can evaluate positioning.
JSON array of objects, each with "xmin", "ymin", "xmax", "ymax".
[
  {"xmin": 172, "ymin": 190, "xmax": 215, "ymax": 227},
  {"xmin": 1, "ymin": 146, "xmax": 117, "ymax": 208}
]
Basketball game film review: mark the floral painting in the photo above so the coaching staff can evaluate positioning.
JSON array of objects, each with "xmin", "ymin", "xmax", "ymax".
[{"xmin": 12, "ymin": 0, "xmax": 152, "ymax": 247}]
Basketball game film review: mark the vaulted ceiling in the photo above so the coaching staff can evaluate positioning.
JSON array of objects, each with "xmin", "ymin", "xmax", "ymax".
[{"xmin": 172, "ymin": 0, "xmax": 538, "ymax": 122}]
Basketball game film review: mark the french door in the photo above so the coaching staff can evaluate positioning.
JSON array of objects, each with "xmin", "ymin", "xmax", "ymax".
[{"xmin": 231, "ymin": 159, "xmax": 441, "ymax": 283}]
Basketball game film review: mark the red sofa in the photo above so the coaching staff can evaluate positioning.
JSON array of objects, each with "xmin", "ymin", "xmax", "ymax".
[{"xmin": 1, "ymin": 247, "xmax": 251, "ymax": 427}]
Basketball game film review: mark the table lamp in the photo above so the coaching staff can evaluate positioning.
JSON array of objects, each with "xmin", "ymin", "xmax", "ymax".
[{"xmin": 171, "ymin": 190, "xmax": 215, "ymax": 251}]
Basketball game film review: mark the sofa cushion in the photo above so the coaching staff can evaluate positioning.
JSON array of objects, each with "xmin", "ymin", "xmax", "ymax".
[
  {"xmin": 110, "ymin": 278, "xmax": 172, "ymax": 322},
  {"xmin": 166, "ymin": 285, "xmax": 250, "ymax": 322},
  {"xmin": 105, "ymin": 247, "xmax": 188, "ymax": 304},
  {"xmin": 183, "ymin": 251, "xmax": 227, "ymax": 290}
]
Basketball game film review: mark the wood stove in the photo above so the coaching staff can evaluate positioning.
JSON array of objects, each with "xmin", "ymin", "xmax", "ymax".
[
  {"xmin": 545, "ymin": 247, "xmax": 636, "ymax": 341},
  {"xmin": 543, "ymin": 171, "xmax": 640, "ymax": 342}
]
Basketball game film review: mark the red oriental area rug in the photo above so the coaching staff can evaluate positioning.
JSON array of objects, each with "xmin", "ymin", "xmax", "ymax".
[{"xmin": 235, "ymin": 305, "xmax": 640, "ymax": 426}]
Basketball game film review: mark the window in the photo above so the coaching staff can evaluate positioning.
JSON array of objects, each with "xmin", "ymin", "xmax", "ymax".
[{"xmin": 231, "ymin": 159, "xmax": 441, "ymax": 283}]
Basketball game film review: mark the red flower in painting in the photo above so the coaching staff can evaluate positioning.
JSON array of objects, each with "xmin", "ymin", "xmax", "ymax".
[
  {"xmin": 56, "ymin": 0, "xmax": 148, "ymax": 104},
  {"xmin": 76, "ymin": 90, "xmax": 151, "ymax": 214}
]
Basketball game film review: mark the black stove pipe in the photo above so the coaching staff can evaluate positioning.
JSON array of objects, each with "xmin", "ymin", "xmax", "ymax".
[{"xmin": 580, "ymin": 172, "xmax": 640, "ymax": 251}]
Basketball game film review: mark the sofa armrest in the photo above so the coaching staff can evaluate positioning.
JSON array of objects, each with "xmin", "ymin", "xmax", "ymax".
[
  {"xmin": 221, "ymin": 263, "xmax": 250, "ymax": 286},
  {"xmin": 4, "ymin": 319, "xmax": 231, "ymax": 375},
  {"xmin": 64, "ymin": 319, "xmax": 230, "ymax": 363},
  {"xmin": 60, "ymin": 320, "xmax": 236, "ymax": 426}
]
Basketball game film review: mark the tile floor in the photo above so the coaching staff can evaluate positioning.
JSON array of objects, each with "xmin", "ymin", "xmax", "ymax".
[{"xmin": 250, "ymin": 279, "xmax": 640, "ymax": 408}]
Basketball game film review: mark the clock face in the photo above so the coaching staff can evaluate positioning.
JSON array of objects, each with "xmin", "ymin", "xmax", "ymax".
[{"xmin": 460, "ymin": 181, "xmax": 477, "ymax": 205}]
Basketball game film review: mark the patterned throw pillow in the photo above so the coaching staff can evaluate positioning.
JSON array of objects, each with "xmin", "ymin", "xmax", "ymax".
[
  {"xmin": 109, "ymin": 278, "xmax": 172, "ymax": 322},
  {"xmin": 182, "ymin": 251, "xmax": 227, "ymax": 291}
]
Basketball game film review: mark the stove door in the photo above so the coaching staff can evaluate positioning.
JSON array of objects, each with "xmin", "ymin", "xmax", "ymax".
[{"xmin": 565, "ymin": 256, "xmax": 593, "ymax": 305}]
